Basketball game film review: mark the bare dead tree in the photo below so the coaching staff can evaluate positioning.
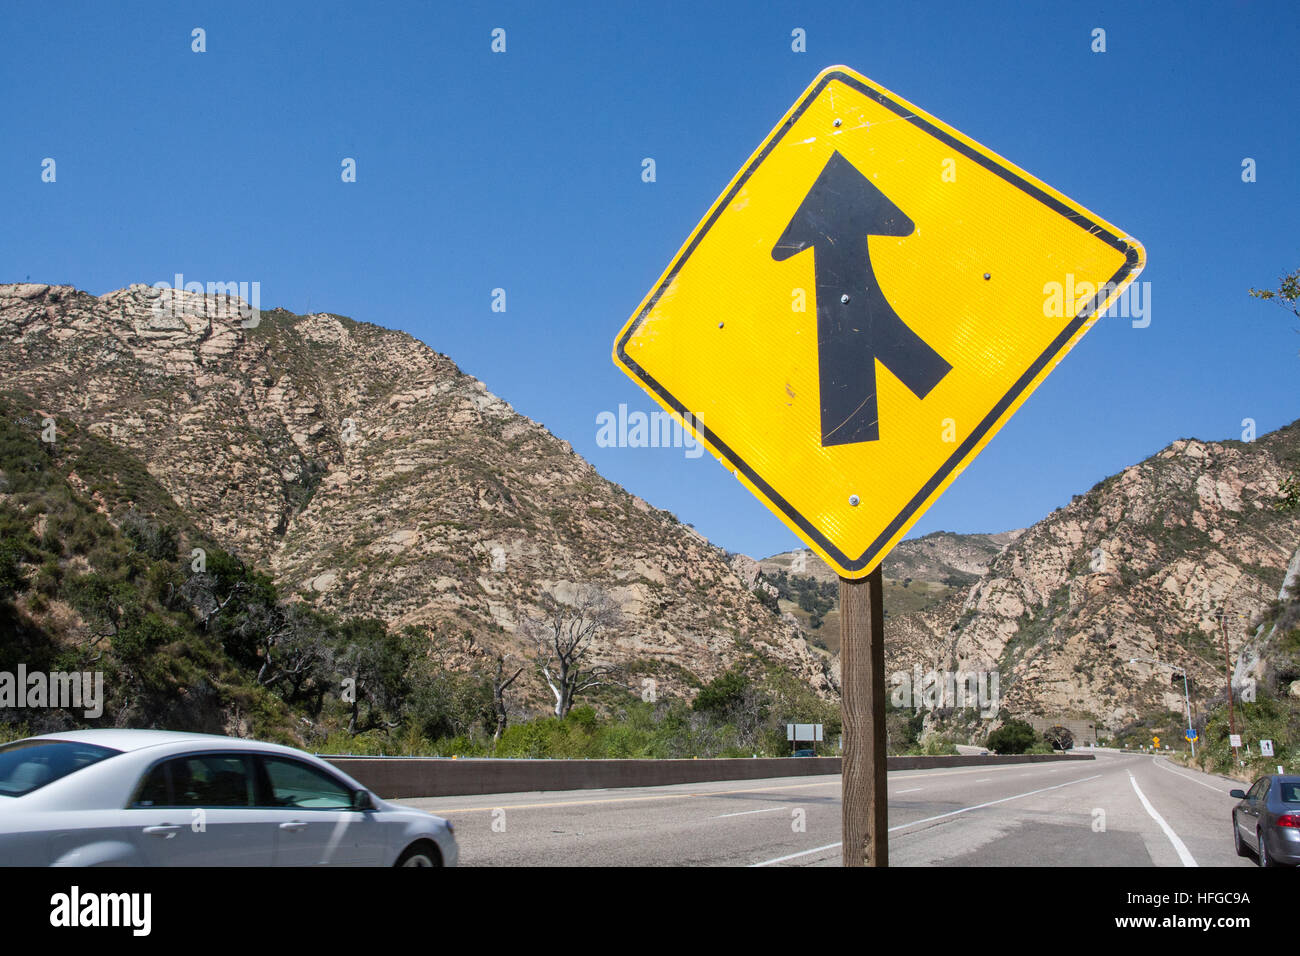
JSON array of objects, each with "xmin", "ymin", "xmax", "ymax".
[
  {"xmin": 521, "ymin": 587, "xmax": 621, "ymax": 718},
  {"xmin": 492, "ymin": 653, "xmax": 524, "ymax": 744}
]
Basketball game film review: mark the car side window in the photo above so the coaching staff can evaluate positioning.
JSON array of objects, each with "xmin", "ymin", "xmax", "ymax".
[
  {"xmin": 260, "ymin": 757, "xmax": 354, "ymax": 810},
  {"xmin": 139, "ymin": 754, "xmax": 257, "ymax": 807},
  {"xmin": 131, "ymin": 762, "xmax": 171, "ymax": 807},
  {"xmin": 1249, "ymin": 778, "xmax": 1269, "ymax": 801}
]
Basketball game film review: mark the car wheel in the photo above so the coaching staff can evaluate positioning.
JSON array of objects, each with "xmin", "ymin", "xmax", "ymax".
[
  {"xmin": 1258, "ymin": 829, "xmax": 1275, "ymax": 868},
  {"xmin": 395, "ymin": 841, "xmax": 442, "ymax": 867},
  {"xmin": 1233, "ymin": 814, "xmax": 1249, "ymax": 857}
]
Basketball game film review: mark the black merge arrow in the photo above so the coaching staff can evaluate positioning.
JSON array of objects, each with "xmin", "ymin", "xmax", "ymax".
[{"xmin": 772, "ymin": 150, "xmax": 952, "ymax": 446}]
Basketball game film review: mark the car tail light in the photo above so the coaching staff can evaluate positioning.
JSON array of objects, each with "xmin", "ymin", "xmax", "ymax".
[{"xmin": 1275, "ymin": 814, "xmax": 1300, "ymax": 828}]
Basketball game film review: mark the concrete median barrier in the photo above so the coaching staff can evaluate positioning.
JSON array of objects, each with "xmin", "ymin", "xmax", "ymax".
[{"xmin": 323, "ymin": 752, "xmax": 1096, "ymax": 799}]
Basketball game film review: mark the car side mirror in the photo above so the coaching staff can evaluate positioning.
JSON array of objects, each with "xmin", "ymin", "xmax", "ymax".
[
  {"xmin": 352, "ymin": 789, "xmax": 374, "ymax": 811},
  {"xmin": 1229, "ymin": 789, "xmax": 1246, "ymax": 799}
]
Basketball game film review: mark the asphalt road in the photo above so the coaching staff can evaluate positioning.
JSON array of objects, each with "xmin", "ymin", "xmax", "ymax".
[{"xmin": 398, "ymin": 751, "xmax": 1258, "ymax": 866}]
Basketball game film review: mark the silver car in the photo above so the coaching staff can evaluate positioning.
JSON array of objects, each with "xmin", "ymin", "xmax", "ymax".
[
  {"xmin": 1230, "ymin": 774, "xmax": 1300, "ymax": 867},
  {"xmin": 0, "ymin": 729, "xmax": 457, "ymax": 867}
]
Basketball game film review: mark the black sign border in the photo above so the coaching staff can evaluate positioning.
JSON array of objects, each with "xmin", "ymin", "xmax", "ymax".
[{"xmin": 615, "ymin": 69, "xmax": 1142, "ymax": 574}]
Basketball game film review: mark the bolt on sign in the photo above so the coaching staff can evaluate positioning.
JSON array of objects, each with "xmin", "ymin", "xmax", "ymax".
[{"xmin": 612, "ymin": 65, "xmax": 1145, "ymax": 578}]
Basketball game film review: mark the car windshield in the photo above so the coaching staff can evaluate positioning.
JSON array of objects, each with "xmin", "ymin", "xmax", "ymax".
[
  {"xmin": 0, "ymin": 739, "xmax": 121, "ymax": 797},
  {"xmin": 1279, "ymin": 782, "xmax": 1300, "ymax": 804}
]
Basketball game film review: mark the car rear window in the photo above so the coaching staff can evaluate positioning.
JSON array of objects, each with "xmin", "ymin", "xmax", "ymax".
[
  {"xmin": 1279, "ymin": 782, "xmax": 1300, "ymax": 804},
  {"xmin": 0, "ymin": 739, "xmax": 121, "ymax": 797}
]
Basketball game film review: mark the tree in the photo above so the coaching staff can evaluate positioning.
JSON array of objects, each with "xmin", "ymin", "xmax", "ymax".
[
  {"xmin": 121, "ymin": 510, "xmax": 179, "ymax": 562},
  {"xmin": 693, "ymin": 666, "xmax": 752, "ymax": 713},
  {"xmin": 491, "ymin": 653, "xmax": 524, "ymax": 744},
  {"xmin": 0, "ymin": 538, "xmax": 25, "ymax": 601},
  {"xmin": 522, "ymin": 587, "xmax": 621, "ymax": 717},
  {"xmin": 253, "ymin": 604, "xmax": 336, "ymax": 712},
  {"xmin": 425, "ymin": 628, "xmax": 511, "ymax": 742},
  {"xmin": 335, "ymin": 618, "xmax": 411, "ymax": 734},
  {"xmin": 66, "ymin": 573, "xmax": 140, "ymax": 660},
  {"xmin": 405, "ymin": 663, "xmax": 494, "ymax": 743},
  {"xmin": 1250, "ymin": 267, "xmax": 1300, "ymax": 319},
  {"xmin": 752, "ymin": 586, "xmax": 780, "ymax": 614},
  {"xmin": 181, "ymin": 549, "xmax": 278, "ymax": 663},
  {"xmin": 1043, "ymin": 724, "xmax": 1074, "ymax": 751},
  {"xmin": 986, "ymin": 718, "xmax": 1038, "ymax": 755},
  {"xmin": 1276, "ymin": 473, "xmax": 1300, "ymax": 513},
  {"xmin": 692, "ymin": 665, "xmax": 774, "ymax": 751}
]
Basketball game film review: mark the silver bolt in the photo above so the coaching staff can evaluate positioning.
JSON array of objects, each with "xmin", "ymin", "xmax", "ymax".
[
  {"xmin": 983, "ymin": 272, "xmax": 991, "ymax": 280},
  {"xmin": 848, "ymin": 494, "xmax": 860, "ymax": 507},
  {"xmin": 718, "ymin": 321, "xmax": 724, "ymax": 329},
  {"xmin": 833, "ymin": 118, "xmax": 842, "ymax": 128},
  {"xmin": 840, "ymin": 293, "xmax": 850, "ymax": 304}
]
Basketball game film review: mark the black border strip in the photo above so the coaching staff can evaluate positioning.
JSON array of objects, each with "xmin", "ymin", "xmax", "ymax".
[{"xmin": 615, "ymin": 70, "xmax": 1141, "ymax": 573}]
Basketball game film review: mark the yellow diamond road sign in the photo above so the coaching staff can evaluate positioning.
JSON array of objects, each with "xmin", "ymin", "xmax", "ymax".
[{"xmin": 613, "ymin": 65, "xmax": 1145, "ymax": 579}]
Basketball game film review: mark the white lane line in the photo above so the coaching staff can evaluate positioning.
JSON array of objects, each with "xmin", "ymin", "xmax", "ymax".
[
  {"xmin": 751, "ymin": 842, "xmax": 843, "ymax": 867},
  {"xmin": 889, "ymin": 762, "xmax": 1075, "ymax": 782},
  {"xmin": 888, "ymin": 774, "xmax": 1102, "ymax": 834},
  {"xmin": 896, "ymin": 787, "xmax": 923, "ymax": 794},
  {"xmin": 750, "ymin": 773, "xmax": 1102, "ymax": 866},
  {"xmin": 1128, "ymin": 772, "xmax": 1198, "ymax": 867},
  {"xmin": 430, "ymin": 778, "xmax": 840, "ymax": 814},
  {"xmin": 974, "ymin": 778, "xmax": 991, "ymax": 783},
  {"xmin": 715, "ymin": 806, "xmax": 786, "ymax": 818},
  {"xmin": 1153, "ymin": 757, "xmax": 1238, "ymax": 796}
]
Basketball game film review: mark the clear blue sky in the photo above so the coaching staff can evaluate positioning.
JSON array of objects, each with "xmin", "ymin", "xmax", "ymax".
[{"xmin": 2, "ymin": 1, "xmax": 1297, "ymax": 560}]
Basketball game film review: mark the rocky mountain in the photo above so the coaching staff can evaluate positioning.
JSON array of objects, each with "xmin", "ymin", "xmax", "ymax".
[
  {"xmin": 889, "ymin": 425, "xmax": 1300, "ymax": 734},
  {"xmin": 732, "ymin": 530, "xmax": 1022, "ymax": 653},
  {"xmin": 1235, "ymin": 548, "xmax": 1300, "ymax": 701},
  {"xmin": 735, "ymin": 422, "xmax": 1300, "ymax": 737},
  {"xmin": 754, "ymin": 530, "xmax": 1021, "ymax": 589},
  {"xmin": 0, "ymin": 283, "xmax": 830, "ymax": 709},
  {"xmin": 6, "ymin": 281, "xmax": 1297, "ymax": 742}
]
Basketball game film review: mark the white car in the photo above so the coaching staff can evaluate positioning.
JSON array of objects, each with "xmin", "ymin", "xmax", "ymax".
[{"xmin": 0, "ymin": 729, "xmax": 457, "ymax": 867}]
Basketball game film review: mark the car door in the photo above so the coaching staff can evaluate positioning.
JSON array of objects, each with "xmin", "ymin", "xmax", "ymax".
[
  {"xmin": 126, "ymin": 752, "xmax": 275, "ymax": 865},
  {"xmin": 256, "ymin": 755, "xmax": 383, "ymax": 866},
  {"xmin": 1258, "ymin": 777, "xmax": 1278, "ymax": 835},
  {"xmin": 1243, "ymin": 778, "xmax": 1269, "ymax": 848}
]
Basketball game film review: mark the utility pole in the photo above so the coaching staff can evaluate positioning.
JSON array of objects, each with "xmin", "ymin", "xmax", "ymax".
[
  {"xmin": 1219, "ymin": 606, "xmax": 1240, "ymax": 764},
  {"xmin": 840, "ymin": 568, "xmax": 887, "ymax": 867}
]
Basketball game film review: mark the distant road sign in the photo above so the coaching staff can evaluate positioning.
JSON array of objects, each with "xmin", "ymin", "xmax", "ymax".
[
  {"xmin": 613, "ymin": 65, "xmax": 1144, "ymax": 578},
  {"xmin": 787, "ymin": 723, "xmax": 824, "ymax": 742},
  {"xmin": 1230, "ymin": 734, "xmax": 1242, "ymax": 748},
  {"xmin": 1261, "ymin": 739, "xmax": 1274, "ymax": 757},
  {"xmin": 1186, "ymin": 729, "xmax": 1198, "ymax": 742},
  {"xmin": 1153, "ymin": 736, "xmax": 1160, "ymax": 748}
]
